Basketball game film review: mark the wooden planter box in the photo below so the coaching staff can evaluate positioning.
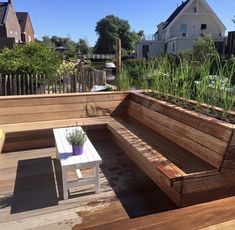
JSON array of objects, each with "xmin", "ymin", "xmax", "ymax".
[{"xmin": 126, "ymin": 92, "xmax": 235, "ymax": 206}]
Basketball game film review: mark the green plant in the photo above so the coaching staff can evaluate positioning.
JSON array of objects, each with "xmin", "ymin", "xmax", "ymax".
[
  {"xmin": 66, "ymin": 129, "xmax": 87, "ymax": 146},
  {"xmin": 57, "ymin": 61, "xmax": 76, "ymax": 75},
  {"xmin": 119, "ymin": 65, "xmax": 132, "ymax": 90},
  {"xmin": 0, "ymin": 43, "xmax": 61, "ymax": 75}
]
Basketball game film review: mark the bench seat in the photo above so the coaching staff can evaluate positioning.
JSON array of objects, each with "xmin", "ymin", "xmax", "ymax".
[{"xmin": 107, "ymin": 116, "xmax": 218, "ymax": 206}]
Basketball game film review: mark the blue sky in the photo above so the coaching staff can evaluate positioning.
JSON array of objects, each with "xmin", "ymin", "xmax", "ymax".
[{"xmin": 13, "ymin": 0, "xmax": 235, "ymax": 46}]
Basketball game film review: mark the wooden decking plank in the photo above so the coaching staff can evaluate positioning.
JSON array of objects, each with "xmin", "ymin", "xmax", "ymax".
[
  {"xmin": 0, "ymin": 138, "xmax": 176, "ymax": 228},
  {"xmin": 83, "ymin": 196, "xmax": 235, "ymax": 230}
]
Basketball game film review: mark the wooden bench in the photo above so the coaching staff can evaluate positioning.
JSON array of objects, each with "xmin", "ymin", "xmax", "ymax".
[
  {"xmin": 0, "ymin": 92, "xmax": 128, "ymax": 152},
  {"xmin": 128, "ymin": 93, "xmax": 234, "ymax": 170},
  {"xmin": 1, "ymin": 91, "xmax": 235, "ymax": 207},
  {"xmin": 107, "ymin": 116, "xmax": 221, "ymax": 206}
]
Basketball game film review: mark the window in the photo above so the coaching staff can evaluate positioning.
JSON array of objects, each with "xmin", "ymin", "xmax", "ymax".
[
  {"xmin": 142, "ymin": 45, "xmax": 149, "ymax": 59},
  {"xmin": 172, "ymin": 43, "xmax": 175, "ymax": 52},
  {"xmin": 180, "ymin": 24, "xmax": 187, "ymax": 37},
  {"xmin": 193, "ymin": 7, "xmax": 197, "ymax": 13},
  {"xmin": 201, "ymin": 24, "xmax": 207, "ymax": 30}
]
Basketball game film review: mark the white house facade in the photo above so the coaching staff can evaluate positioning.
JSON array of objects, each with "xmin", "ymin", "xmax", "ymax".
[{"xmin": 136, "ymin": 0, "xmax": 226, "ymax": 58}]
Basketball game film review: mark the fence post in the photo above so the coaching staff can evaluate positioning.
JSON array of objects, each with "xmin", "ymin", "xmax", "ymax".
[{"xmin": 116, "ymin": 38, "xmax": 121, "ymax": 90}]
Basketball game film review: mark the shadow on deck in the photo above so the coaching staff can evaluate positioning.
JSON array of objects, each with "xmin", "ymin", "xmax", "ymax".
[
  {"xmin": 0, "ymin": 157, "xmax": 58, "ymax": 214},
  {"xmin": 85, "ymin": 139, "xmax": 176, "ymax": 218},
  {"xmin": 0, "ymin": 135, "xmax": 176, "ymax": 219}
]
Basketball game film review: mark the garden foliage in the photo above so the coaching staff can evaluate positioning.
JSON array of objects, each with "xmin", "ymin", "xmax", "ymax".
[
  {"xmin": 120, "ymin": 38, "xmax": 235, "ymax": 119},
  {"xmin": 0, "ymin": 43, "xmax": 61, "ymax": 75}
]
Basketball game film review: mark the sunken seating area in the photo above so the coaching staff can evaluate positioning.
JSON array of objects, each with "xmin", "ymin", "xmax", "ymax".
[{"xmin": 1, "ymin": 91, "xmax": 235, "ymax": 207}]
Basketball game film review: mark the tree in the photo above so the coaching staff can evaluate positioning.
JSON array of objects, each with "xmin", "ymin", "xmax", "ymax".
[
  {"xmin": 39, "ymin": 35, "xmax": 91, "ymax": 58},
  {"xmin": 41, "ymin": 36, "xmax": 55, "ymax": 48},
  {"xmin": 94, "ymin": 15, "xmax": 143, "ymax": 55},
  {"xmin": 76, "ymin": 39, "xmax": 89, "ymax": 54}
]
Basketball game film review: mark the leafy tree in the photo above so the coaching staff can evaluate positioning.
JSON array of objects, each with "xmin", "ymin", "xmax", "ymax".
[
  {"xmin": 41, "ymin": 36, "xmax": 55, "ymax": 48},
  {"xmin": 0, "ymin": 43, "xmax": 61, "ymax": 75},
  {"xmin": 94, "ymin": 15, "xmax": 143, "ymax": 54},
  {"xmin": 39, "ymin": 35, "xmax": 91, "ymax": 57},
  {"xmin": 77, "ymin": 39, "xmax": 90, "ymax": 54}
]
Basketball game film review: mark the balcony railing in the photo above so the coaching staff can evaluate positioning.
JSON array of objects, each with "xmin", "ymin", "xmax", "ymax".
[
  {"xmin": 170, "ymin": 31, "xmax": 224, "ymax": 40},
  {"xmin": 141, "ymin": 34, "xmax": 156, "ymax": 41}
]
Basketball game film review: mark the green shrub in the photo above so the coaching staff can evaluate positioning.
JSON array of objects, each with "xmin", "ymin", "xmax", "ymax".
[{"xmin": 0, "ymin": 43, "xmax": 61, "ymax": 75}]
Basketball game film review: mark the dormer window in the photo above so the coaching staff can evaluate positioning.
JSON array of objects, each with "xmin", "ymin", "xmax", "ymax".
[{"xmin": 193, "ymin": 7, "xmax": 197, "ymax": 13}]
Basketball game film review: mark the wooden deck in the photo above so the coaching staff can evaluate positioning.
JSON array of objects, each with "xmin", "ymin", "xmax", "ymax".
[
  {"xmin": 1, "ymin": 134, "xmax": 235, "ymax": 230},
  {"xmin": 0, "ymin": 136, "xmax": 177, "ymax": 229}
]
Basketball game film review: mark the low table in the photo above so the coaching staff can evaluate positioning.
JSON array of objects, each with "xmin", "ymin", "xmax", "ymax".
[{"xmin": 53, "ymin": 126, "xmax": 102, "ymax": 199}]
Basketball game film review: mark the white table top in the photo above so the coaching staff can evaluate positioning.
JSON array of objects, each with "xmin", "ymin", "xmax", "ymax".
[{"xmin": 53, "ymin": 127, "xmax": 102, "ymax": 167}]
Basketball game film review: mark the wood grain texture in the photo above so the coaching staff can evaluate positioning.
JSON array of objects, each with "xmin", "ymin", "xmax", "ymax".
[
  {"xmin": 0, "ymin": 92, "xmax": 129, "ymax": 124},
  {"xmin": 1, "ymin": 116, "xmax": 112, "ymax": 133},
  {"xmin": 128, "ymin": 106, "xmax": 223, "ymax": 169},
  {"xmin": 129, "ymin": 92, "xmax": 234, "ymax": 142},
  {"xmin": 83, "ymin": 195, "xmax": 235, "ymax": 230},
  {"xmin": 0, "ymin": 137, "xmax": 177, "ymax": 229}
]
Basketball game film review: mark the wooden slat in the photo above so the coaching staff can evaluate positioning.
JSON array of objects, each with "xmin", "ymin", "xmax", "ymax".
[
  {"xmin": 0, "ymin": 91, "xmax": 130, "ymax": 107},
  {"xmin": 0, "ymin": 106, "xmax": 126, "ymax": 124},
  {"xmin": 128, "ymin": 107, "xmax": 223, "ymax": 169},
  {"xmin": 129, "ymin": 100, "xmax": 228, "ymax": 155},
  {"xmin": 107, "ymin": 120, "xmax": 184, "ymax": 206},
  {"xmin": 84, "ymin": 196, "xmax": 235, "ymax": 230},
  {"xmin": 1, "ymin": 117, "xmax": 112, "ymax": 134},
  {"xmin": 0, "ymin": 100, "xmax": 127, "ymax": 116},
  {"xmin": 130, "ymin": 92, "xmax": 234, "ymax": 142},
  {"xmin": 114, "ymin": 116, "xmax": 215, "ymax": 174}
]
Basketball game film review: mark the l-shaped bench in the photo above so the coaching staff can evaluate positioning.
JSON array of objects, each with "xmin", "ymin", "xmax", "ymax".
[{"xmin": 1, "ymin": 91, "xmax": 235, "ymax": 207}]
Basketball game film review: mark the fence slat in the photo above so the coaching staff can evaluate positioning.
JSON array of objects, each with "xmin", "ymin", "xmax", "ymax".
[
  {"xmin": 0, "ymin": 68, "xmax": 107, "ymax": 96},
  {"xmin": 4, "ymin": 75, "xmax": 8, "ymax": 96}
]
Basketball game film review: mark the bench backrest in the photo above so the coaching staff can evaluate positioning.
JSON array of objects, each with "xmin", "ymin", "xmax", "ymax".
[
  {"xmin": 0, "ymin": 92, "xmax": 129, "ymax": 125},
  {"xmin": 128, "ymin": 93, "xmax": 235, "ymax": 170}
]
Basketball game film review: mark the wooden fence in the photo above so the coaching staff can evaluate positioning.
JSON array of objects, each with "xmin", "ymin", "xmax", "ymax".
[{"xmin": 0, "ymin": 68, "xmax": 106, "ymax": 96}]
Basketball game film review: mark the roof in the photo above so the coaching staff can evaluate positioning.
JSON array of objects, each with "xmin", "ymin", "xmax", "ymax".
[
  {"xmin": 163, "ymin": 0, "xmax": 190, "ymax": 29},
  {"xmin": 16, "ymin": 12, "xmax": 28, "ymax": 32},
  {"xmin": 0, "ymin": 2, "xmax": 8, "ymax": 24}
]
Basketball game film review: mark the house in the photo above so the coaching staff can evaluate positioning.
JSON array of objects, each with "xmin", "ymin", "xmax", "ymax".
[
  {"xmin": 136, "ymin": 0, "xmax": 226, "ymax": 58},
  {"xmin": 0, "ymin": 0, "xmax": 21, "ymax": 44},
  {"xmin": 0, "ymin": 0, "xmax": 34, "ymax": 48},
  {"xmin": 16, "ymin": 12, "xmax": 35, "ymax": 43}
]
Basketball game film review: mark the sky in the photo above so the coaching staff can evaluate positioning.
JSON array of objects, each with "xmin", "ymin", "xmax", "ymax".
[{"xmin": 13, "ymin": 0, "xmax": 235, "ymax": 46}]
